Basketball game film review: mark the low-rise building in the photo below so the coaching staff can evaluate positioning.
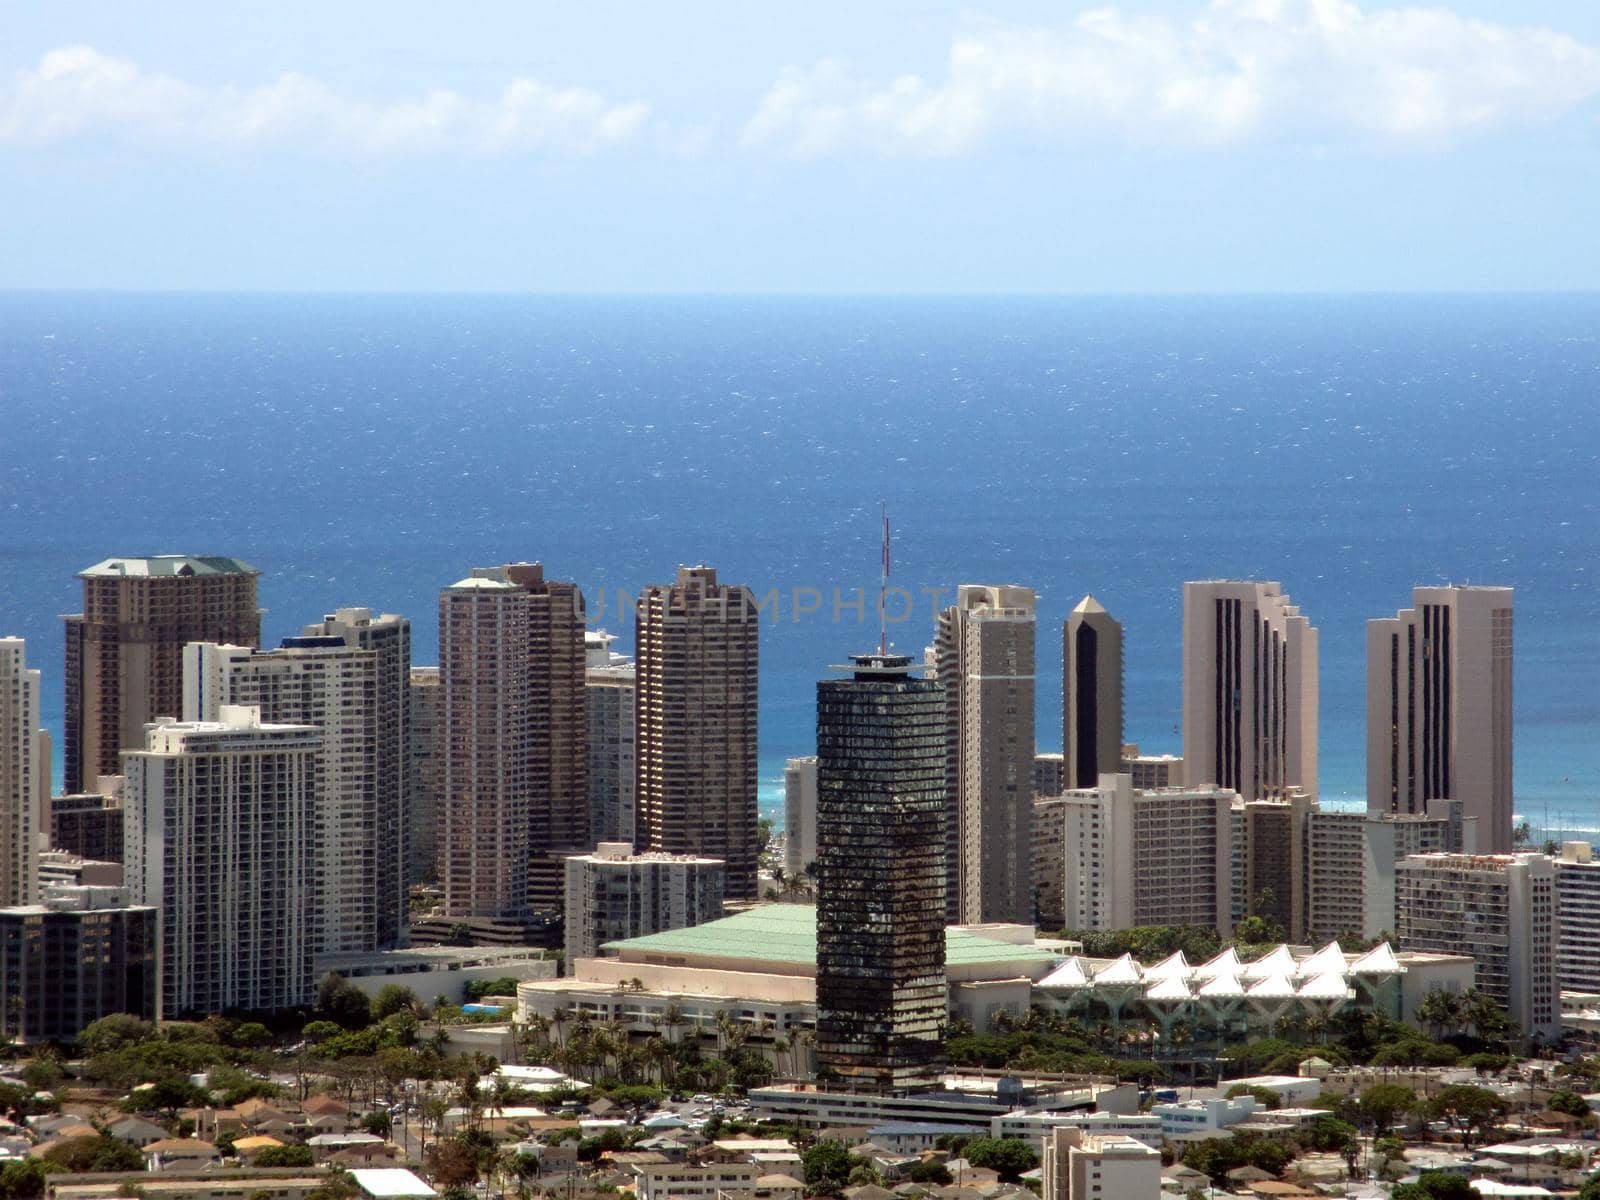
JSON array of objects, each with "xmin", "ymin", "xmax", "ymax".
[
  {"xmin": 1039, "ymin": 1126, "xmax": 1160, "ymax": 1200},
  {"xmin": 313, "ymin": 943, "xmax": 554, "ymax": 1005},
  {"xmin": 633, "ymin": 1160, "xmax": 760, "ymax": 1200}
]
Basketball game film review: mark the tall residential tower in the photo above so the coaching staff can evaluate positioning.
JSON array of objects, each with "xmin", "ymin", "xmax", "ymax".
[
  {"xmin": 635, "ymin": 567, "xmax": 759, "ymax": 901},
  {"xmin": 0, "ymin": 638, "xmax": 45, "ymax": 906},
  {"xmin": 1366, "ymin": 586, "xmax": 1514, "ymax": 852},
  {"xmin": 815, "ymin": 652, "xmax": 947, "ymax": 1094}
]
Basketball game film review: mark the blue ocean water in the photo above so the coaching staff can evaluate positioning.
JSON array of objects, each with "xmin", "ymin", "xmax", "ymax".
[{"xmin": 0, "ymin": 293, "xmax": 1596, "ymax": 833}]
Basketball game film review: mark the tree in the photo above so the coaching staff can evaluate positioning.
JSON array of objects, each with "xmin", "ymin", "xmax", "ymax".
[
  {"xmin": 255, "ymin": 1145, "xmax": 315, "ymax": 1168},
  {"xmin": 801, "ymin": 1141, "xmax": 854, "ymax": 1196},
  {"xmin": 1578, "ymin": 1175, "xmax": 1600, "ymax": 1200},
  {"xmin": 1548, "ymin": 1088, "xmax": 1593, "ymax": 1120},
  {"xmin": 905, "ymin": 1161, "xmax": 951, "ymax": 1185},
  {"xmin": 426, "ymin": 1138, "xmax": 483, "ymax": 1187},
  {"xmin": 77, "ymin": 1014, "xmax": 157, "ymax": 1054},
  {"xmin": 1429, "ymin": 1083, "xmax": 1508, "ymax": 1148},
  {"xmin": 1392, "ymin": 1173, "xmax": 1477, "ymax": 1199},
  {"xmin": 372, "ymin": 984, "xmax": 421, "ymax": 1020},
  {"xmin": 318, "ymin": 973, "xmax": 373, "ymax": 1029},
  {"xmin": 362, "ymin": 1110, "xmax": 393, "ymax": 1137},
  {"xmin": 962, "ymin": 1137, "xmax": 1039, "ymax": 1182},
  {"xmin": 1359, "ymin": 1083, "xmax": 1419, "ymax": 1134},
  {"xmin": 1415, "ymin": 989, "xmax": 1464, "ymax": 1040},
  {"xmin": 0, "ymin": 1161, "xmax": 46, "ymax": 1200}
]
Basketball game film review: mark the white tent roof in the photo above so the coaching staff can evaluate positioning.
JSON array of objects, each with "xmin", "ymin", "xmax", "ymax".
[
  {"xmin": 1195, "ymin": 947, "xmax": 1242, "ymax": 979},
  {"xmin": 1095, "ymin": 954, "xmax": 1143, "ymax": 986},
  {"xmin": 1246, "ymin": 974, "xmax": 1299, "ymax": 1000},
  {"xmin": 1146, "ymin": 976, "xmax": 1194, "ymax": 1002},
  {"xmin": 1296, "ymin": 941, "xmax": 1349, "ymax": 979},
  {"xmin": 1038, "ymin": 957, "xmax": 1092, "ymax": 989},
  {"xmin": 1145, "ymin": 951, "xmax": 1191, "ymax": 982},
  {"xmin": 1242, "ymin": 945, "xmax": 1297, "ymax": 981},
  {"xmin": 1350, "ymin": 942, "xmax": 1405, "ymax": 975},
  {"xmin": 1297, "ymin": 972, "xmax": 1354, "ymax": 1000},
  {"xmin": 1198, "ymin": 973, "xmax": 1245, "ymax": 998}
]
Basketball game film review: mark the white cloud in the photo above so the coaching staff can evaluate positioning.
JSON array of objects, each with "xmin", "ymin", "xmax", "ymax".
[
  {"xmin": 0, "ymin": 45, "xmax": 652, "ymax": 155},
  {"xmin": 741, "ymin": 0, "xmax": 1600, "ymax": 156}
]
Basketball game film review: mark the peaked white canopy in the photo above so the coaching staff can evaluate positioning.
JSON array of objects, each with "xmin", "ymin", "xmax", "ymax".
[
  {"xmin": 1242, "ymin": 945, "xmax": 1298, "ymax": 982},
  {"xmin": 1295, "ymin": 941, "xmax": 1350, "ymax": 980}
]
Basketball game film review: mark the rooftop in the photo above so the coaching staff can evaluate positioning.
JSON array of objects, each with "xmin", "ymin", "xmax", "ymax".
[
  {"xmin": 81, "ymin": 555, "xmax": 258, "ymax": 578},
  {"xmin": 603, "ymin": 905, "xmax": 1055, "ymax": 972}
]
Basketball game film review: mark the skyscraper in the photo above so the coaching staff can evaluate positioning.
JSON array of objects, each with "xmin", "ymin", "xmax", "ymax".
[
  {"xmin": 1182, "ymin": 580, "xmax": 1318, "ymax": 802},
  {"xmin": 122, "ymin": 706, "xmax": 318, "ymax": 1017},
  {"xmin": 438, "ymin": 564, "xmax": 588, "ymax": 930},
  {"xmin": 562, "ymin": 842, "xmax": 725, "ymax": 963},
  {"xmin": 0, "ymin": 638, "xmax": 45, "ymax": 906},
  {"xmin": 635, "ymin": 566, "xmax": 759, "ymax": 901},
  {"xmin": 439, "ymin": 572, "xmax": 533, "ymax": 923},
  {"xmin": 184, "ymin": 635, "xmax": 403, "ymax": 953},
  {"xmin": 815, "ymin": 652, "xmax": 946, "ymax": 1094},
  {"xmin": 64, "ymin": 556, "xmax": 261, "ymax": 794},
  {"xmin": 1366, "ymin": 586, "xmax": 1514, "ymax": 852},
  {"xmin": 1063, "ymin": 595, "xmax": 1123, "ymax": 790},
  {"xmin": 586, "ymin": 631, "xmax": 636, "ymax": 847},
  {"xmin": 931, "ymin": 585, "xmax": 1036, "ymax": 924},
  {"xmin": 409, "ymin": 666, "xmax": 442, "ymax": 884},
  {"xmin": 783, "ymin": 756, "xmax": 818, "ymax": 880},
  {"xmin": 301, "ymin": 608, "xmax": 412, "ymax": 948}
]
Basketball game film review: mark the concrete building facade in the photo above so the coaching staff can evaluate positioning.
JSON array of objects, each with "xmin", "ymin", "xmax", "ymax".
[
  {"xmin": 1117, "ymin": 745, "xmax": 1182, "ymax": 791},
  {"xmin": 1038, "ymin": 774, "xmax": 1235, "ymax": 936},
  {"xmin": 635, "ymin": 566, "xmax": 759, "ymax": 902},
  {"xmin": 1395, "ymin": 852, "xmax": 1559, "ymax": 1042},
  {"xmin": 122, "ymin": 706, "xmax": 318, "ymax": 1017},
  {"xmin": 0, "ymin": 637, "xmax": 45, "ymax": 906},
  {"xmin": 815, "ymin": 653, "xmax": 947, "ymax": 1093},
  {"xmin": 1237, "ymin": 792, "xmax": 1312, "ymax": 943},
  {"xmin": 49, "ymin": 775, "xmax": 124, "ymax": 865},
  {"xmin": 64, "ymin": 555, "xmax": 261, "ymax": 794},
  {"xmin": 931, "ymin": 584, "xmax": 1036, "ymax": 925},
  {"xmin": 1040, "ymin": 1127, "xmax": 1160, "ymax": 1200},
  {"xmin": 585, "ymin": 632, "xmax": 636, "ymax": 847},
  {"xmin": 562, "ymin": 842, "xmax": 725, "ymax": 963},
  {"xmin": 783, "ymin": 756, "xmax": 817, "ymax": 880},
  {"xmin": 1305, "ymin": 809, "xmax": 1367, "ymax": 944},
  {"xmin": 408, "ymin": 667, "xmax": 441, "ymax": 884},
  {"xmin": 1555, "ymin": 842, "xmax": 1600, "ymax": 994},
  {"xmin": 0, "ymin": 884, "xmax": 157, "ymax": 1043},
  {"xmin": 1360, "ymin": 801, "xmax": 1473, "ymax": 940},
  {"xmin": 1063, "ymin": 596, "xmax": 1123, "ymax": 792},
  {"xmin": 1182, "ymin": 581, "xmax": 1317, "ymax": 803},
  {"xmin": 1367, "ymin": 585, "xmax": 1515, "ymax": 852}
]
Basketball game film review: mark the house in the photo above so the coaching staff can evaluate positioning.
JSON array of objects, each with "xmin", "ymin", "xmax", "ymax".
[
  {"xmin": 234, "ymin": 1100, "xmax": 298, "ymax": 1137},
  {"xmin": 107, "ymin": 1117, "xmax": 171, "ymax": 1147},
  {"xmin": 302, "ymin": 1096, "xmax": 351, "ymax": 1133},
  {"xmin": 142, "ymin": 1138, "xmax": 221, "ymax": 1171},
  {"xmin": 233, "ymin": 1135, "xmax": 286, "ymax": 1161},
  {"xmin": 306, "ymin": 1133, "xmax": 388, "ymax": 1164}
]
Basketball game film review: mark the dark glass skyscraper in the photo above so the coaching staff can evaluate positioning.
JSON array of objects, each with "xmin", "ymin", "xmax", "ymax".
[{"xmin": 815, "ymin": 652, "xmax": 947, "ymax": 1094}]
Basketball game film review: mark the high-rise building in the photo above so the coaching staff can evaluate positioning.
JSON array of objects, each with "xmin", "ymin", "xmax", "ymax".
[
  {"xmin": 635, "ymin": 566, "xmax": 759, "ymax": 902},
  {"xmin": 1031, "ymin": 753, "xmax": 1065, "ymax": 799},
  {"xmin": 586, "ymin": 632, "xmax": 636, "ymax": 847},
  {"xmin": 439, "ymin": 564, "xmax": 588, "ymax": 929},
  {"xmin": 122, "ymin": 706, "xmax": 318, "ymax": 1017},
  {"xmin": 1182, "ymin": 581, "xmax": 1318, "ymax": 802},
  {"xmin": 1064, "ymin": 596, "xmax": 1123, "ymax": 791},
  {"xmin": 50, "ymin": 776, "xmax": 124, "ymax": 864},
  {"xmin": 409, "ymin": 667, "xmax": 442, "ymax": 884},
  {"xmin": 0, "ymin": 884, "xmax": 158, "ymax": 1044},
  {"xmin": 1395, "ymin": 852, "xmax": 1558, "ymax": 1043},
  {"xmin": 1555, "ymin": 842, "xmax": 1600, "ymax": 994},
  {"xmin": 64, "ymin": 556, "xmax": 261, "ymax": 794},
  {"xmin": 1360, "ymin": 801, "xmax": 1472, "ymax": 941},
  {"xmin": 562, "ymin": 843, "xmax": 725, "ymax": 963},
  {"xmin": 783, "ymin": 756, "xmax": 818, "ymax": 880},
  {"xmin": 1304, "ymin": 809, "xmax": 1366, "ymax": 944},
  {"xmin": 440, "ymin": 573, "xmax": 534, "ymax": 923},
  {"xmin": 931, "ymin": 585, "xmax": 1036, "ymax": 925},
  {"xmin": 184, "ymin": 636, "xmax": 402, "ymax": 953},
  {"xmin": 1367, "ymin": 586, "xmax": 1514, "ymax": 852},
  {"xmin": 1238, "ymin": 791, "xmax": 1312, "ymax": 943},
  {"xmin": 815, "ymin": 652, "xmax": 946, "ymax": 1094},
  {"xmin": 1037, "ymin": 774, "xmax": 1235, "ymax": 935},
  {"xmin": 1118, "ymin": 744, "xmax": 1183, "ymax": 791},
  {"xmin": 301, "ymin": 608, "xmax": 412, "ymax": 948},
  {"xmin": 1040, "ymin": 1127, "xmax": 1160, "ymax": 1200},
  {"xmin": 0, "ymin": 638, "xmax": 45, "ymax": 906}
]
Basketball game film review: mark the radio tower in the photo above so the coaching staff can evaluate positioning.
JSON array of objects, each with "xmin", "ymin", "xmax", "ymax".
[{"xmin": 879, "ymin": 502, "xmax": 890, "ymax": 655}]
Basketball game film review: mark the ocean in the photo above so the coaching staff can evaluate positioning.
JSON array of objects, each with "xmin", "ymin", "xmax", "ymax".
[{"xmin": 1, "ymin": 292, "xmax": 1596, "ymax": 833}]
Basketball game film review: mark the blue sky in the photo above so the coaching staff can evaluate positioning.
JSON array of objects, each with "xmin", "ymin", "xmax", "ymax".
[{"xmin": 4, "ymin": 0, "xmax": 1600, "ymax": 292}]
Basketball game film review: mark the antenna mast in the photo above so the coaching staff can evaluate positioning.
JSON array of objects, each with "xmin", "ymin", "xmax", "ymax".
[{"xmin": 879, "ymin": 501, "xmax": 890, "ymax": 655}]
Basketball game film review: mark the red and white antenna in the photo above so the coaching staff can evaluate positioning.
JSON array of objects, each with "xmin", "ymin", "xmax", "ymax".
[{"xmin": 879, "ymin": 501, "xmax": 890, "ymax": 655}]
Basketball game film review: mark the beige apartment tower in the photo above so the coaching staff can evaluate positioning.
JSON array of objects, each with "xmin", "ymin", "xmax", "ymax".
[
  {"xmin": 932, "ymin": 584, "xmax": 1036, "ymax": 926},
  {"xmin": 64, "ymin": 556, "xmax": 261, "ymax": 794},
  {"xmin": 1063, "ymin": 595, "xmax": 1123, "ymax": 791},
  {"xmin": 585, "ymin": 631, "xmax": 636, "ymax": 847},
  {"xmin": 1182, "ymin": 580, "xmax": 1318, "ymax": 802},
  {"xmin": 635, "ymin": 566, "xmax": 760, "ymax": 901},
  {"xmin": 1367, "ymin": 586, "xmax": 1514, "ymax": 852},
  {"xmin": 0, "ymin": 638, "xmax": 46, "ymax": 907}
]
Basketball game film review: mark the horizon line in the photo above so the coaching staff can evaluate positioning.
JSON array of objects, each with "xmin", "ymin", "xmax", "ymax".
[{"xmin": 3, "ymin": 286, "xmax": 1600, "ymax": 300}]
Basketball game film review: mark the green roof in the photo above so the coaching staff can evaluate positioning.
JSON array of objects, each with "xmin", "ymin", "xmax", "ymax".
[
  {"xmin": 80, "ymin": 555, "xmax": 258, "ymax": 578},
  {"xmin": 603, "ymin": 904, "xmax": 1056, "ymax": 971}
]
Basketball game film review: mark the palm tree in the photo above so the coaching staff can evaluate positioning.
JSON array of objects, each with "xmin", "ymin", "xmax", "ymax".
[
  {"xmin": 662, "ymin": 1002, "xmax": 686, "ymax": 1045},
  {"xmin": 1417, "ymin": 988, "xmax": 1464, "ymax": 1041},
  {"xmin": 551, "ymin": 1006, "xmax": 572, "ymax": 1048}
]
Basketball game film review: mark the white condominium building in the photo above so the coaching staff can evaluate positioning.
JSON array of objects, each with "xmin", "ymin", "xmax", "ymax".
[{"xmin": 122, "ymin": 706, "xmax": 318, "ymax": 1017}]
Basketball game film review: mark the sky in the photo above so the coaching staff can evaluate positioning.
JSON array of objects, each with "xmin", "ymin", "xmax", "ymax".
[{"xmin": 4, "ymin": 1, "xmax": 1600, "ymax": 293}]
